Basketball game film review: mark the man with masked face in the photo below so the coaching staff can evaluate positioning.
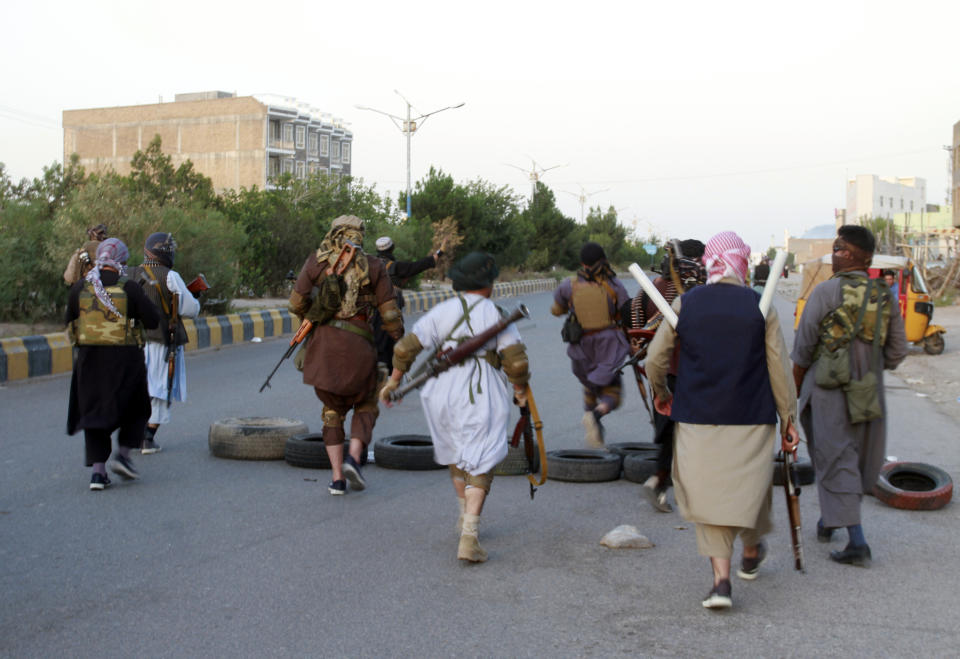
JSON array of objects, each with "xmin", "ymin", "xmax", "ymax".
[
  {"xmin": 130, "ymin": 232, "xmax": 201, "ymax": 454},
  {"xmin": 66, "ymin": 238, "xmax": 161, "ymax": 490},
  {"xmin": 791, "ymin": 225, "xmax": 908, "ymax": 567},
  {"xmin": 289, "ymin": 215, "xmax": 403, "ymax": 495},
  {"xmin": 551, "ymin": 242, "xmax": 631, "ymax": 448},
  {"xmin": 622, "ymin": 238, "xmax": 706, "ymax": 512}
]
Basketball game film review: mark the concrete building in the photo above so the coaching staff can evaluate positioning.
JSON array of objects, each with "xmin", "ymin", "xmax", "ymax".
[
  {"xmin": 63, "ymin": 92, "xmax": 352, "ymax": 192},
  {"xmin": 846, "ymin": 175, "xmax": 925, "ymax": 224}
]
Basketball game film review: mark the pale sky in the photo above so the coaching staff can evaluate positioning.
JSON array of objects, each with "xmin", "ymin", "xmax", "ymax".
[{"xmin": 3, "ymin": 0, "xmax": 959, "ymax": 253}]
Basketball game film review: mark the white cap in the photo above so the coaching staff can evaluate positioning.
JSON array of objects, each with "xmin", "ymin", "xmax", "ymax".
[{"xmin": 376, "ymin": 236, "xmax": 394, "ymax": 251}]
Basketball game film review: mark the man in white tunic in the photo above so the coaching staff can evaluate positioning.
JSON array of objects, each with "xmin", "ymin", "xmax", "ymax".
[
  {"xmin": 130, "ymin": 233, "xmax": 200, "ymax": 453},
  {"xmin": 380, "ymin": 252, "xmax": 530, "ymax": 563}
]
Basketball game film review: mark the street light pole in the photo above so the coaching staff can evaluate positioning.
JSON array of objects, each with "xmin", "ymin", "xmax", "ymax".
[{"xmin": 356, "ymin": 91, "xmax": 465, "ymax": 219}]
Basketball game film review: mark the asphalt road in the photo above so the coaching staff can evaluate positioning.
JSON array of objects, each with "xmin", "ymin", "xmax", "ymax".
[{"xmin": 1, "ymin": 285, "xmax": 958, "ymax": 657}]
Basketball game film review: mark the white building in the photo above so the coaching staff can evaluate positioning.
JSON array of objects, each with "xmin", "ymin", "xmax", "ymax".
[{"xmin": 846, "ymin": 175, "xmax": 926, "ymax": 224}]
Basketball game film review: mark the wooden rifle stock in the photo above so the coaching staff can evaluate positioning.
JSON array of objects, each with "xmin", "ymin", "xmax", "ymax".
[
  {"xmin": 165, "ymin": 293, "xmax": 180, "ymax": 408},
  {"xmin": 390, "ymin": 304, "xmax": 529, "ymax": 401},
  {"xmin": 781, "ymin": 450, "xmax": 805, "ymax": 572}
]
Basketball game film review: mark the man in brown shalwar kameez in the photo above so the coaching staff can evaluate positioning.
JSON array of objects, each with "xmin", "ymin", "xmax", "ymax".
[
  {"xmin": 647, "ymin": 231, "xmax": 798, "ymax": 610},
  {"xmin": 289, "ymin": 215, "xmax": 403, "ymax": 495},
  {"xmin": 791, "ymin": 225, "xmax": 907, "ymax": 566}
]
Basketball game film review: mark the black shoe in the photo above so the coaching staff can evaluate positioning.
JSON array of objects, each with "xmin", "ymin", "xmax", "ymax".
[
  {"xmin": 328, "ymin": 479, "xmax": 347, "ymax": 496},
  {"xmin": 109, "ymin": 454, "xmax": 140, "ymax": 481},
  {"xmin": 89, "ymin": 472, "xmax": 111, "ymax": 491},
  {"xmin": 702, "ymin": 579, "xmax": 732, "ymax": 609},
  {"xmin": 343, "ymin": 455, "xmax": 366, "ymax": 491},
  {"xmin": 830, "ymin": 544, "xmax": 872, "ymax": 567},
  {"xmin": 817, "ymin": 520, "xmax": 835, "ymax": 543},
  {"xmin": 737, "ymin": 542, "xmax": 767, "ymax": 580}
]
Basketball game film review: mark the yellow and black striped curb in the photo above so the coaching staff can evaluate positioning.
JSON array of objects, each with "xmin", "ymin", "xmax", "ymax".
[{"xmin": 0, "ymin": 278, "xmax": 559, "ymax": 383}]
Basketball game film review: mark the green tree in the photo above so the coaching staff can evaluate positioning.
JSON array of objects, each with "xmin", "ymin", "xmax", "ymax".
[
  {"xmin": 584, "ymin": 205, "xmax": 629, "ymax": 263},
  {"xmin": 128, "ymin": 135, "xmax": 217, "ymax": 208},
  {"xmin": 520, "ymin": 182, "xmax": 581, "ymax": 270}
]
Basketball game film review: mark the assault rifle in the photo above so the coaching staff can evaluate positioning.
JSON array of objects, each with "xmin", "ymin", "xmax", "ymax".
[
  {"xmin": 389, "ymin": 304, "xmax": 530, "ymax": 401},
  {"xmin": 165, "ymin": 293, "xmax": 180, "ymax": 408},
  {"xmin": 780, "ymin": 449, "xmax": 805, "ymax": 572},
  {"xmin": 259, "ymin": 242, "xmax": 357, "ymax": 393}
]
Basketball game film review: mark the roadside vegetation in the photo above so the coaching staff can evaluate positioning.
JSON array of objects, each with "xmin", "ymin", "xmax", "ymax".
[{"xmin": 0, "ymin": 136, "xmax": 662, "ymax": 325}]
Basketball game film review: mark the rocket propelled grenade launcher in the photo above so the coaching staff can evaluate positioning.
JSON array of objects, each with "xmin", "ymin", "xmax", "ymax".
[
  {"xmin": 759, "ymin": 249, "xmax": 789, "ymax": 319},
  {"xmin": 628, "ymin": 263, "xmax": 678, "ymax": 329},
  {"xmin": 390, "ymin": 304, "xmax": 530, "ymax": 401}
]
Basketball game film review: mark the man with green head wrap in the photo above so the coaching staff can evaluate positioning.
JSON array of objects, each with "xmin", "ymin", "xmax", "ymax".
[{"xmin": 380, "ymin": 252, "xmax": 531, "ymax": 563}]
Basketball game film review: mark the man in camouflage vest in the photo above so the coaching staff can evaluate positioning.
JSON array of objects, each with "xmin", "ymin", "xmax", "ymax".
[{"xmin": 791, "ymin": 225, "xmax": 908, "ymax": 567}]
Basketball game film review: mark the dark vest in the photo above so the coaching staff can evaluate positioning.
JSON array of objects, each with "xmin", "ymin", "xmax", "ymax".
[
  {"xmin": 132, "ymin": 263, "xmax": 188, "ymax": 345},
  {"xmin": 671, "ymin": 283, "xmax": 777, "ymax": 425}
]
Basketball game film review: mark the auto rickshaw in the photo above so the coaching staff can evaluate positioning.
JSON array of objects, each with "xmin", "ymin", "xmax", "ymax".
[{"xmin": 794, "ymin": 254, "xmax": 946, "ymax": 355}]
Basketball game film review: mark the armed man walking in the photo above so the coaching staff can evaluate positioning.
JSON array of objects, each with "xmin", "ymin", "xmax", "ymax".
[
  {"xmin": 646, "ymin": 231, "xmax": 798, "ymax": 610},
  {"xmin": 379, "ymin": 252, "xmax": 530, "ymax": 563},
  {"xmin": 63, "ymin": 223, "xmax": 108, "ymax": 286},
  {"xmin": 791, "ymin": 225, "xmax": 908, "ymax": 567},
  {"xmin": 372, "ymin": 236, "xmax": 441, "ymax": 368},
  {"xmin": 551, "ymin": 242, "xmax": 630, "ymax": 447},
  {"xmin": 66, "ymin": 238, "xmax": 161, "ymax": 490},
  {"xmin": 130, "ymin": 233, "xmax": 200, "ymax": 454},
  {"xmin": 290, "ymin": 216, "xmax": 403, "ymax": 496}
]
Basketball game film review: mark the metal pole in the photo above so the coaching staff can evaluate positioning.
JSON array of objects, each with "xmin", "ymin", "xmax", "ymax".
[{"xmin": 405, "ymin": 100, "xmax": 412, "ymax": 218}]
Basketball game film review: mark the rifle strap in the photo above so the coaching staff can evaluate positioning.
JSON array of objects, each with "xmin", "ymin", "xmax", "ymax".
[
  {"xmin": 328, "ymin": 319, "xmax": 374, "ymax": 344},
  {"xmin": 523, "ymin": 384, "xmax": 548, "ymax": 489},
  {"xmin": 142, "ymin": 265, "xmax": 171, "ymax": 315}
]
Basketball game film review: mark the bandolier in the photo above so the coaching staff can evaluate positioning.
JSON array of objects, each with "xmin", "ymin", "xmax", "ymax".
[{"xmin": 133, "ymin": 263, "xmax": 188, "ymax": 346}]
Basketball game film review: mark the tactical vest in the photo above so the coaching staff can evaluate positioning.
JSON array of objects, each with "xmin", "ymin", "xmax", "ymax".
[
  {"xmin": 71, "ymin": 277, "xmax": 142, "ymax": 347},
  {"xmin": 816, "ymin": 272, "xmax": 893, "ymax": 356},
  {"xmin": 570, "ymin": 277, "xmax": 616, "ymax": 331},
  {"xmin": 133, "ymin": 264, "xmax": 188, "ymax": 345}
]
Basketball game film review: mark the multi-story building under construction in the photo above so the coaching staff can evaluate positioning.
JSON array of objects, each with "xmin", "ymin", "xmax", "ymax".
[{"xmin": 62, "ymin": 91, "xmax": 352, "ymax": 192}]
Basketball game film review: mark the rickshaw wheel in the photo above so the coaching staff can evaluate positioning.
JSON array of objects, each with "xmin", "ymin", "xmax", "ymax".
[{"xmin": 923, "ymin": 333, "xmax": 945, "ymax": 355}]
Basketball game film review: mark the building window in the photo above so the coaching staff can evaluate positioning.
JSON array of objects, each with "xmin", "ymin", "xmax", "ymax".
[
  {"xmin": 308, "ymin": 162, "xmax": 318, "ymax": 176},
  {"xmin": 320, "ymin": 135, "xmax": 329, "ymax": 156},
  {"xmin": 296, "ymin": 126, "xmax": 306, "ymax": 149},
  {"xmin": 890, "ymin": 197, "xmax": 894, "ymax": 208},
  {"xmin": 910, "ymin": 200, "xmax": 914, "ymax": 211},
  {"xmin": 342, "ymin": 143, "xmax": 350, "ymax": 163},
  {"xmin": 269, "ymin": 120, "xmax": 281, "ymax": 142},
  {"xmin": 900, "ymin": 198, "xmax": 903, "ymax": 209},
  {"xmin": 283, "ymin": 158, "xmax": 294, "ymax": 175},
  {"xmin": 295, "ymin": 161, "xmax": 305, "ymax": 179},
  {"xmin": 332, "ymin": 141, "xmax": 341, "ymax": 161},
  {"xmin": 268, "ymin": 156, "xmax": 281, "ymax": 178},
  {"xmin": 283, "ymin": 124, "xmax": 294, "ymax": 144},
  {"xmin": 879, "ymin": 197, "xmax": 883, "ymax": 207},
  {"xmin": 308, "ymin": 133, "xmax": 318, "ymax": 155}
]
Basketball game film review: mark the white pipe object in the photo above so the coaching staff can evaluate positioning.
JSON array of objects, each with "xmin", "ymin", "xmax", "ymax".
[
  {"xmin": 758, "ymin": 249, "xmax": 789, "ymax": 318},
  {"xmin": 628, "ymin": 263, "xmax": 678, "ymax": 328}
]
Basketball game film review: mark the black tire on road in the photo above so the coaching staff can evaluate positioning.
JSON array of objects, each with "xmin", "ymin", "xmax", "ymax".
[
  {"xmin": 923, "ymin": 333, "xmax": 945, "ymax": 355},
  {"xmin": 547, "ymin": 450, "xmax": 621, "ymax": 483},
  {"xmin": 772, "ymin": 458, "xmax": 816, "ymax": 487},
  {"xmin": 209, "ymin": 417, "xmax": 309, "ymax": 460},
  {"xmin": 874, "ymin": 461, "xmax": 953, "ymax": 511},
  {"xmin": 493, "ymin": 440, "xmax": 541, "ymax": 476},
  {"xmin": 622, "ymin": 454, "xmax": 660, "ymax": 484},
  {"xmin": 606, "ymin": 442, "xmax": 659, "ymax": 460},
  {"xmin": 285, "ymin": 432, "xmax": 331, "ymax": 469},
  {"xmin": 373, "ymin": 435, "xmax": 444, "ymax": 471}
]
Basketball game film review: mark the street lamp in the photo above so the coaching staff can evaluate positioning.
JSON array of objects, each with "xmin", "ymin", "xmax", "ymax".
[{"xmin": 356, "ymin": 91, "xmax": 464, "ymax": 218}]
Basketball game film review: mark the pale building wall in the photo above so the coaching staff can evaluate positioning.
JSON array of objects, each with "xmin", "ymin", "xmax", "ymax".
[
  {"xmin": 953, "ymin": 120, "xmax": 960, "ymax": 228},
  {"xmin": 846, "ymin": 174, "xmax": 926, "ymax": 223},
  {"xmin": 63, "ymin": 96, "xmax": 268, "ymax": 191}
]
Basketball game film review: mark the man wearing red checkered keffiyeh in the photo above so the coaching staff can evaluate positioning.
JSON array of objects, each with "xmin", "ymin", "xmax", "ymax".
[{"xmin": 703, "ymin": 231, "xmax": 751, "ymax": 285}]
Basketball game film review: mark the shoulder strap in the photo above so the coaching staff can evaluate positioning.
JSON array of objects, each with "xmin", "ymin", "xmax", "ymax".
[
  {"xmin": 447, "ymin": 293, "xmax": 483, "ymax": 341},
  {"xmin": 141, "ymin": 265, "xmax": 171, "ymax": 315}
]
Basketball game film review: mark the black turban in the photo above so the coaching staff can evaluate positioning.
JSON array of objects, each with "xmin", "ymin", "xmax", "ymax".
[
  {"xmin": 580, "ymin": 242, "xmax": 606, "ymax": 266},
  {"xmin": 449, "ymin": 252, "xmax": 499, "ymax": 291},
  {"xmin": 145, "ymin": 232, "xmax": 177, "ymax": 268}
]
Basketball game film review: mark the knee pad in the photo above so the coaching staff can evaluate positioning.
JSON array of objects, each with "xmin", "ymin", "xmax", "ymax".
[
  {"xmin": 463, "ymin": 471, "xmax": 494, "ymax": 494},
  {"xmin": 392, "ymin": 333, "xmax": 423, "ymax": 373},
  {"xmin": 322, "ymin": 407, "xmax": 344, "ymax": 429},
  {"xmin": 600, "ymin": 382, "xmax": 622, "ymax": 410},
  {"xmin": 499, "ymin": 343, "xmax": 530, "ymax": 386}
]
